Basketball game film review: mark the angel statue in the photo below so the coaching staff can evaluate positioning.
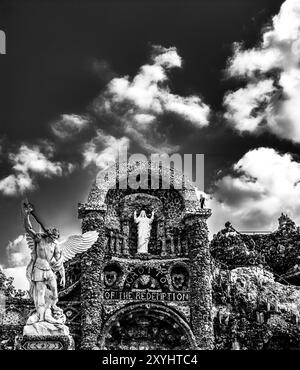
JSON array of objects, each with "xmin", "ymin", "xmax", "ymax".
[
  {"xmin": 134, "ymin": 209, "xmax": 154, "ymax": 254},
  {"xmin": 22, "ymin": 201, "xmax": 98, "ymax": 335}
]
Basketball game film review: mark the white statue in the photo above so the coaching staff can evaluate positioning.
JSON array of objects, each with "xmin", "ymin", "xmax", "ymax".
[
  {"xmin": 22, "ymin": 201, "xmax": 99, "ymax": 335},
  {"xmin": 134, "ymin": 210, "xmax": 154, "ymax": 254}
]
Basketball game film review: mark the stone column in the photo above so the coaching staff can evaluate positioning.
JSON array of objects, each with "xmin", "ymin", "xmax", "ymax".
[
  {"xmin": 183, "ymin": 209, "xmax": 214, "ymax": 350},
  {"xmin": 158, "ymin": 220, "xmax": 167, "ymax": 256},
  {"xmin": 122, "ymin": 220, "xmax": 130, "ymax": 256},
  {"xmin": 177, "ymin": 235, "xmax": 182, "ymax": 256},
  {"xmin": 109, "ymin": 231, "xmax": 114, "ymax": 254},
  {"xmin": 78, "ymin": 204, "xmax": 107, "ymax": 350}
]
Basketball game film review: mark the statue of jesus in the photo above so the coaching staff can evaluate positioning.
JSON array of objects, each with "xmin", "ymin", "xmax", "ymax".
[{"xmin": 134, "ymin": 210, "xmax": 154, "ymax": 254}]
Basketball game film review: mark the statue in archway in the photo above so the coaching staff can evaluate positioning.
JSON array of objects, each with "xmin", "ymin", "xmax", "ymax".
[{"xmin": 134, "ymin": 210, "xmax": 154, "ymax": 254}]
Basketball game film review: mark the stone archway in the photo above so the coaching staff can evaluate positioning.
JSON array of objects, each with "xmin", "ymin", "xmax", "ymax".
[
  {"xmin": 99, "ymin": 303, "xmax": 196, "ymax": 350},
  {"xmin": 88, "ymin": 160, "xmax": 199, "ymax": 208}
]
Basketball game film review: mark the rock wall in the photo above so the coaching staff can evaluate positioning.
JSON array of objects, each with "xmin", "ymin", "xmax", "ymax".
[
  {"xmin": 211, "ymin": 214, "xmax": 300, "ymax": 281},
  {"xmin": 211, "ymin": 214, "xmax": 300, "ymax": 349},
  {"xmin": 212, "ymin": 266, "xmax": 300, "ymax": 349}
]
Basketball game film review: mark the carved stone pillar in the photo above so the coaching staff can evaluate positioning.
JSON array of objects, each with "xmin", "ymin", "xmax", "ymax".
[
  {"xmin": 177, "ymin": 235, "xmax": 182, "ymax": 256},
  {"xmin": 109, "ymin": 231, "xmax": 114, "ymax": 254},
  {"xmin": 183, "ymin": 209, "xmax": 214, "ymax": 350},
  {"xmin": 119, "ymin": 235, "xmax": 125, "ymax": 255},
  {"xmin": 122, "ymin": 220, "xmax": 130, "ymax": 256},
  {"xmin": 181, "ymin": 235, "xmax": 187, "ymax": 256},
  {"xmin": 158, "ymin": 220, "xmax": 166, "ymax": 256},
  {"xmin": 166, "ymin": 226, "xmax": 175, "ymax": 255},
  {"xmin": 116, "ymin": 233, "xmax": 123, "ymax": 254},
  {"xmin": 114, "ymin": 233, "xmax": 120, "ymax": 254},
  {"xmin": 168, "ymin": 234, "xmax": 175, "ymax": 255},
  {"xmin": 78, "ymin": 204, "xmax": 106, "ymax": 350}
]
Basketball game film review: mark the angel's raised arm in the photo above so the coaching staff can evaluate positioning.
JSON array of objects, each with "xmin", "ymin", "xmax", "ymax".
[
  {"xmin": 150, "ymin": 210, "xmax": 155, "ymax": 222},
  {"xmin": 22, "ymin": 203, "xmax": 36, "ymax": 239},
  {"xmin": 134, "ymin": 210, "xmax": 138, "ymax": 223}
]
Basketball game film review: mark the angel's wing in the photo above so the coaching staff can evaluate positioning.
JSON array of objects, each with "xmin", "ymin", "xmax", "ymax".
[
  {"xmin": 25, "ymin": 233, "xmax": 35, "ymax": 251},
  {"xmin": 60, "ymin": 231, "xmax": 99, "ymax": 263}
]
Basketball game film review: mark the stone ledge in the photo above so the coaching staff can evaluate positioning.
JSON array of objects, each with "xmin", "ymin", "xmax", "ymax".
[
  {"xmin": 78, "ymin": 202, "xmax": 107, "ymax": 218},
  {"xmin": 14, "ymin": 334, "xmax": 74, "ymax": 350},
  {"xmin": 183, "ymin": 208, "xmax": 212, "ymax": 219}
]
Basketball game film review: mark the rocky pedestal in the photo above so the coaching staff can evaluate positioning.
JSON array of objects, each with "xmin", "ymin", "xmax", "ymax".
[
  {"xmin": 23, "ymin": 320, "xmax": 70, "ymax": 336},
  {"xmin": 15, "ymin": 312, "xmax": 74, "ymax": 350},
  {"xmin": 15, "ymin": 334, "xmax": 74, "ymax": 350}
]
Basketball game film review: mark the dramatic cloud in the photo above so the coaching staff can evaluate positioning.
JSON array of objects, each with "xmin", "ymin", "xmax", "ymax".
[
  {"xmin": 3, "ymin": 266, "xmax": 28, "ymax": 291},
  {"xmin": 225, "ymin": 0, "xmax": 300, "ymax": 143},
  {"xmin": 2, "ymin": 46, "xmax": 207, "ymax": 198},
  {"xmin": 91, "ymin": 45, "xmax": 210, "ymax": 152},
  {"xmin": 224, "ymin": 80, "xmax": 276, "ymax": 133},
  {"xmin": 83, "ymin": 130, "xmax": 130, "ymax": 170},
  {"xmin": 0, "ymin": 174, "xmax": 32, "ymax": 196},
  {"xmin": 1, "ymin": 235, "xmax": 30, "ymax": 291},
  {"xmin": 211, "ymin": 147, "xmax": 300, "ymax": 232},
  {"xmin": 5, "ymin": 235, "xmax": 30, "ymax": 268},
  {"xmin": 0, "ymin": 144, "xmax": 73, "ymax": 196},
  {"xmin": 51, "ymin": 114, "xmax": 89, "ymax": 139}
]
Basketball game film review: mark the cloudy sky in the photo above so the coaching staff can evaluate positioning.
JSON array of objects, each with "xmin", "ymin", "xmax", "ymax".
[{"xmin": 1, "ymin": 0, "xmax": 300, "ymax": 288}]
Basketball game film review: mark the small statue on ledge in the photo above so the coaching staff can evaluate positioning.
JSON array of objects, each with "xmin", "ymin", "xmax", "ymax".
[
  {"xmin": 22, "ymin": 201, "xmax": 99, "ymax": 336},
  {"xmin": 278, "ymin": 213, "xmax": 297, "ymax": 234},
  {"xmin": 199, "ymin": 194, "xmax": 206, "ymax": 209},
  {"xmin": 134, "ymin": 209, "xmax": 154, "ymax": 254}
]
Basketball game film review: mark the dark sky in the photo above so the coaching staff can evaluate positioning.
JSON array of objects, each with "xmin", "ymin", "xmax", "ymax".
[{"xmin": 0, "ymin": 0, "xmax": 285, "ymax": 267}]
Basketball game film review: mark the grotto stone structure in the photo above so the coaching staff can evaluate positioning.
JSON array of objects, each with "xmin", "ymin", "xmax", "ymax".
[
  {"xmin": 76, "ymin": 161, "xmax": 213, "ymax": 350},
  {"xmin": 1, "ymin": 162, "xmax": 300, "ymax": 350}
]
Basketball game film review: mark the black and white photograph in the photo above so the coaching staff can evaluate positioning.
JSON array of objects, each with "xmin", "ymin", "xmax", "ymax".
[{"xmin": 1, "ymin": 0, "xmax": 300, "ymax": 358}]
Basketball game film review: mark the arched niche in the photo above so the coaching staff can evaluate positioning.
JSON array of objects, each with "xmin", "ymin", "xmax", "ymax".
[
  {"xmin": 99, "ymin": 303, "xmax": 197, "ymax": 350},
  {"xmin": 83, "ymin": 161, "xmax": 201, "ymax": 257},
  {"xmin": 88, "ymin": 161, "xmax": 199, "ymax": 209}
]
